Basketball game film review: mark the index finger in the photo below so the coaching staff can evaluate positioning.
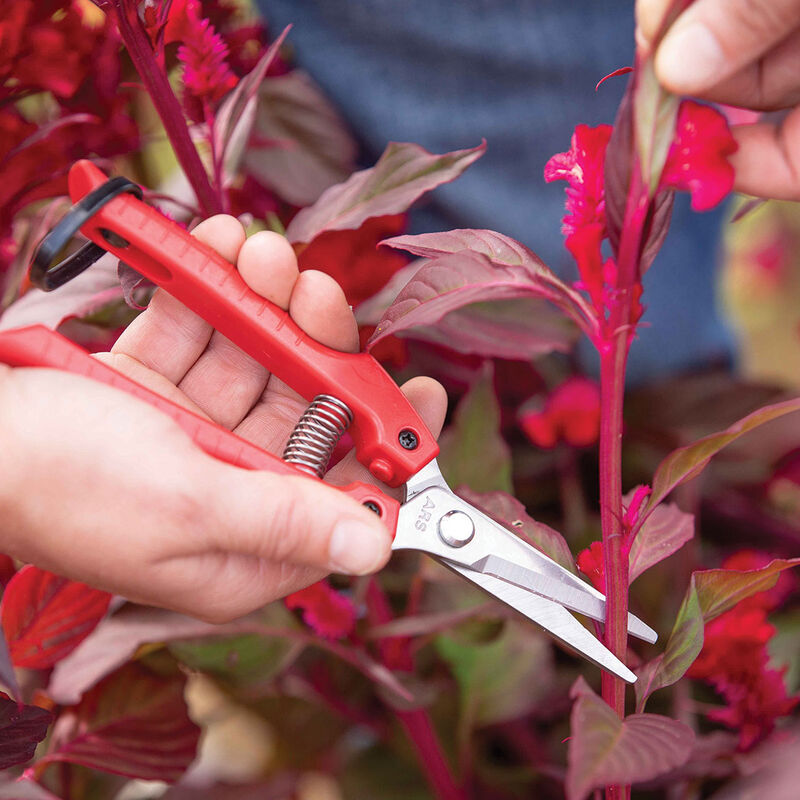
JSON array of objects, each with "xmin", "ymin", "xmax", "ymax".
[{"xmin": 650, "ymin": 0, "xmax": 800, "ymax": 95}]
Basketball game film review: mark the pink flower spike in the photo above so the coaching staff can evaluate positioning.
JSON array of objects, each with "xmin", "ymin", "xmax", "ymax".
[
  {"xmin": 623, "ymin": 484, "xmax": 652, "ymax": 530},
  {"xmin": 544, "ymin": 124, "xmax": 613, "ymax": 237},
  {"xmin": 177, "ymin": 9, "xmax": 237, "ymax": 121},
  {"xmin": 577, "ymin": 541, "xmax": 605, "ymax": 592},
  {"xmin": 660, "ymin": 101, "xmax": 738, "ymax": 212},
  {"xmin": 285, "ymin": 580, "xmax": 357, "ymax": 640}
]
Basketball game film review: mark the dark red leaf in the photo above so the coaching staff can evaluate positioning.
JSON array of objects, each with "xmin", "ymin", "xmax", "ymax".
[
  {"xmin": 0, "ymin": 693, "xmax": 52, "ymax": 770},
  {"xmin": 35, "ymin": 663, "xmax": 199, "ymax": 782},
  {"xmin": 1, "ymin": 566, "xmax": 111, "ymax": 669}
]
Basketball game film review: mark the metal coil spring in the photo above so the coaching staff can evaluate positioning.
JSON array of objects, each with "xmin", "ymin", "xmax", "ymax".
[{"xmin": 283, "ymin": 394, "xmax": 354, "ymax": 477}]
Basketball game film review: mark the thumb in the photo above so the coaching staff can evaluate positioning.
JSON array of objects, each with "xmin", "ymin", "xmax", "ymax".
[
  {"xmin": 200, "ymin": 461, "xmax": 392, "ymax": 575},
  {"xmin": 653, "ymin": 0, "xmax": 800, "ymax": 94}
]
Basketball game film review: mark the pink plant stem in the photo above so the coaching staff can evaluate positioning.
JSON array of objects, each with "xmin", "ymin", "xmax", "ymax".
[
  {"xmin": 111, "ymin": 1, "xmax": 221, "ymax": 215},
  {"xmin": 600, "ymin": 156, "xmax": 650, "ymax": 800},
  {"xmin": 366, "ymin": 580, "xmax": 465, "ymax": 800}
]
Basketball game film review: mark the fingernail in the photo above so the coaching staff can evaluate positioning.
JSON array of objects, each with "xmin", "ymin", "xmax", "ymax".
[
  {"xmin": 657, "ymin": 22, "xmax": 724, "ymax": 93},
  {"xmin": 329, "ymin": 519, "xmax": 388, "ymax": 575}
]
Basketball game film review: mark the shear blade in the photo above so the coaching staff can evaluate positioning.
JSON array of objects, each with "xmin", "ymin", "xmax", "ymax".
[
  {"xmin": 396, "ymin": 480, "xmax": 656, "ymax": 645},
  {"xmin": 443, "ymin": 559, "xmax": 637, "ymax": 683},
  {"xmin": 472, "ymin": 554, "xmax": 658, "ymax": 644}
]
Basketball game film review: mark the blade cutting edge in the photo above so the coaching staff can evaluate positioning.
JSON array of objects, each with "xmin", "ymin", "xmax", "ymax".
[
  {"xmin": 443, "ymin": 559, "xmax": 637, "ymax": 683},
  {"xmin": 473, "ymin": 554, "xmax": 658, "ymax": 644}
]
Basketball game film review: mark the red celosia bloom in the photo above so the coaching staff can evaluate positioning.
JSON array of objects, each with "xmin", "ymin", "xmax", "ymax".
[
  {"xmin": 285, "ymin": 580, "xmax": 357, "ymax": 640},
  {"xmin": 519, "ymin": 376, "xmax": 601, "ymax": 449},
  {"xmin": 687, "ymin": 551, "xmax": 798, "ymax": 750},
  {"xmin": 660, "ymin": 100, "xmax": 738, "ymax": 212},
  {"xmin": 544, "ymin": 124, "xmax": 612, "ymax": 238},
  {"xmin": 297, "ymin": 214, "xmax": 410, "ymax": 307},
  {"xmin": 176, "ymin": 3, "xmax": 237, "ymax": 121},
  {"xmin": 576, "ymin": 541, "xmax": 605, "ymax": 592}
]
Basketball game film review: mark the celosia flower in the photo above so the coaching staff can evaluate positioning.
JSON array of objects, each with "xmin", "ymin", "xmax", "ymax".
[
  {"xmin": 544, "ymin": 124, "xmax": 612, "ymax": 238},
  {"xmin": 576, "ymin": 541, "xmax": 605, "ymax": 592},
  {"xmin": 285, "ymin": 580, "xmax": 357, "ymax": 640},
  {"xmin": 297, "ymin": 214, "xmax": 410, "ymax": 307},
  {"xmin": 660, "ymin": 100, "xmax": 738, "ymax": 212},
  {"xmin": 519, "ymin": 376, "xmax": 601, "ymax": 449},
  {"xmin": 176, "ymin": 4, "xmax": 237, "ymax": 121},
  {"xmin": 687, "ymin": 551, "xmax": 798, "ymax": 750}
]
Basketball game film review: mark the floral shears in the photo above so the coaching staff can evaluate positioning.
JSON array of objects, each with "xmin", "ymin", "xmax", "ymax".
[{"xmin": 0, "ymin": 160, "xmax": 656, "ymax": 682}]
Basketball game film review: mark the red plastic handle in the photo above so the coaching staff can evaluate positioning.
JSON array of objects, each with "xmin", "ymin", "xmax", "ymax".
[
  {"xmin": 0, "ymin": 325, "xmax": 400, "ymax": 533},
  {"xmin": 62, "ymin": 161, "xmax": 438, "ymax": 487}
]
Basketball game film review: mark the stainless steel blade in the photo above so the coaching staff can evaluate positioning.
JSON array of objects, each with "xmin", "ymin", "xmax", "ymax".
[
  {"xmin": 396, "ymin": 472, "xmax": 656, "ymax": 644},
  {"xmin": 473, "ymin": 554, "xmax": 658, "ymax": 644},
  {"xmin": 442, "ymin": 559, "xmax": 637, "ymax": 683}
]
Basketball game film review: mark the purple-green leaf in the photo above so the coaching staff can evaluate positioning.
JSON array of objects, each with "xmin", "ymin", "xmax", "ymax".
[
  {"xmin": 641, "ymin": 396, "xmax": 800, "ymax": 528},
  {"xmin": 634, "ymin": 60, "xmax": 680, "ymax": 196},
  {"xmin": 458, "ymin": 488, "xmax": 575, "ymax": 573},
  {"xmin": 367, "ymin": 251, "xmax": 581, "ymax": 358},
  {"xmin": 628, "ymin": 494, "xmax": 694, "ymax": 584},
  {"xmin": 0, "ymin": 253, "xmax": 121, "ymax": 332},
  {"xmin": 604, "ymin": 74, "xmax": 674, "ymax": 272},
  {"xmin": 244, "ymin": 70, "xmax": 358, "ymax": 207},
  {"xmin": 212, "ymin": 26, "xmax": 291, "ymax": 184},
  {"xmin": 285, "ymin": 141, "xmax": 485, "ymax": 245},
  {"xmin": 438, "ymin": 368, "xmax": 512, "ymax": 494},
  {"xmin": 0, "ymin": 695, "xmax": 52, "ymax": 771},
  {"xmin": 49, "ymin": 605, "xmax": 413, "ymax": 707},
  {"xmin": 382, "ymin": 229, "xmax": 595, "ymax": 332},
  {"xmin": 635, "ymin": 558, "xmax": 800, "ymax": 711},
  {"xmin": 567, "ymin": 677, "xmax": 694, "ymax": 800},
  {"xmin": 436, "ymin": 622, "xmax": 554, "ymax": 735}
]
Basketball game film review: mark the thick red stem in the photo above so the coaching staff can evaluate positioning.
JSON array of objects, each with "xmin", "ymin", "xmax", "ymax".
[
  {"xmin": 366, "ymin": 580, "xmax": 465, "ymax": 800},
  {"xmin": 600, "ymin": 156, "xmax": 650, "ymax": 800},
  {"xmin": 112, "ymin": 1, "xmax": 221, "ymax": 215}
]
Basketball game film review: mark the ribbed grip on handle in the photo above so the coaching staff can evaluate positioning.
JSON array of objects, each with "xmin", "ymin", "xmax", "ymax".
[
  {"xmin": 64, "ymin": 161, "xmax": 439, "ymax": 487},
  {"xmin": 0, "ymin": 325, "xmax": 400, "ymax": 531}
]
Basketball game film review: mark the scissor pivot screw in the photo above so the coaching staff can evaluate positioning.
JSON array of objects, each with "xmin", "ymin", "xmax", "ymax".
[
  {"xmin": 398, "ymin": 429, "xmax": 418, "ymax": 450},
  {"xmin": 438, "ymin": 510, "xmax": 475, "ymax": 548}
]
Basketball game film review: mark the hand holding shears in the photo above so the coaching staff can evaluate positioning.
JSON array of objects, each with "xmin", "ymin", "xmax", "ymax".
[{"xmin": 0, "ymin": 161, "xmax": 656, "ymax": 682}]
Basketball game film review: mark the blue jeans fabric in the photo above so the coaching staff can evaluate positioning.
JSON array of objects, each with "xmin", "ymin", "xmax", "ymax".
[{"xmin": 255, "ymin": 0, "xmax": 734, "ymax": 381}]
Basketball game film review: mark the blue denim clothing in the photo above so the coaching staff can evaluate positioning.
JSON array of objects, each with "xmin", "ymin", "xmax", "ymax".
[{"xmin": 256, "ymin": 0, "xmax": 734, "ymax": 380}]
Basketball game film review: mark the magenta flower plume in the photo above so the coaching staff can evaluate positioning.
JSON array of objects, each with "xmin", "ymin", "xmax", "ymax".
[
  {"xmin": 285, "ymin": 580, "xmax": 357, "ymax": 640},
  {"xmin": 544, "ymin": 124, "xmax": 612, "ymax": 237},
  {"xmin": 177, "ymin": 7, "xmax": 237, "ymax": 122}
]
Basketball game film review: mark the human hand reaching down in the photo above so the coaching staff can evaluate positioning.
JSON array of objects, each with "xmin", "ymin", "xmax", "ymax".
[
  {"xmin": 637, "ymin": 0, "xmax": 800, "ymax": 201},
  {"xmin": 0, "ymin": 215, "xmax": 447, "ymax": 622}
]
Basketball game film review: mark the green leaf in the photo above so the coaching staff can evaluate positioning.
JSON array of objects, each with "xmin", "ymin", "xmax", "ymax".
[
  {"xmin": 567, "ymin": 677, "xmax": 694, "ymax": 800},
  {"xmin": 643, "ymin": 395, "xmax": 800, "ymax": 526},
  {"xmin": 635, "ymin": 558, "xmax": 800, "ymax": 711},
  {"xmin": 286, "ymin": 141, "xmax": 485, "ymax": 245},
  {"xmin": 438, "ymin": 368, "xmax": 512, "ymax": 493},
  {"xmin": 169, "ymin": 633, "xmax": 297, "ymax": 690},
  {"xmin": 437, "ymin": 621, "xmax": 553, "ymax": 743},
  {"xmin": 634, "ymin": 60, "xmax": 680, "ymax": 195}
]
